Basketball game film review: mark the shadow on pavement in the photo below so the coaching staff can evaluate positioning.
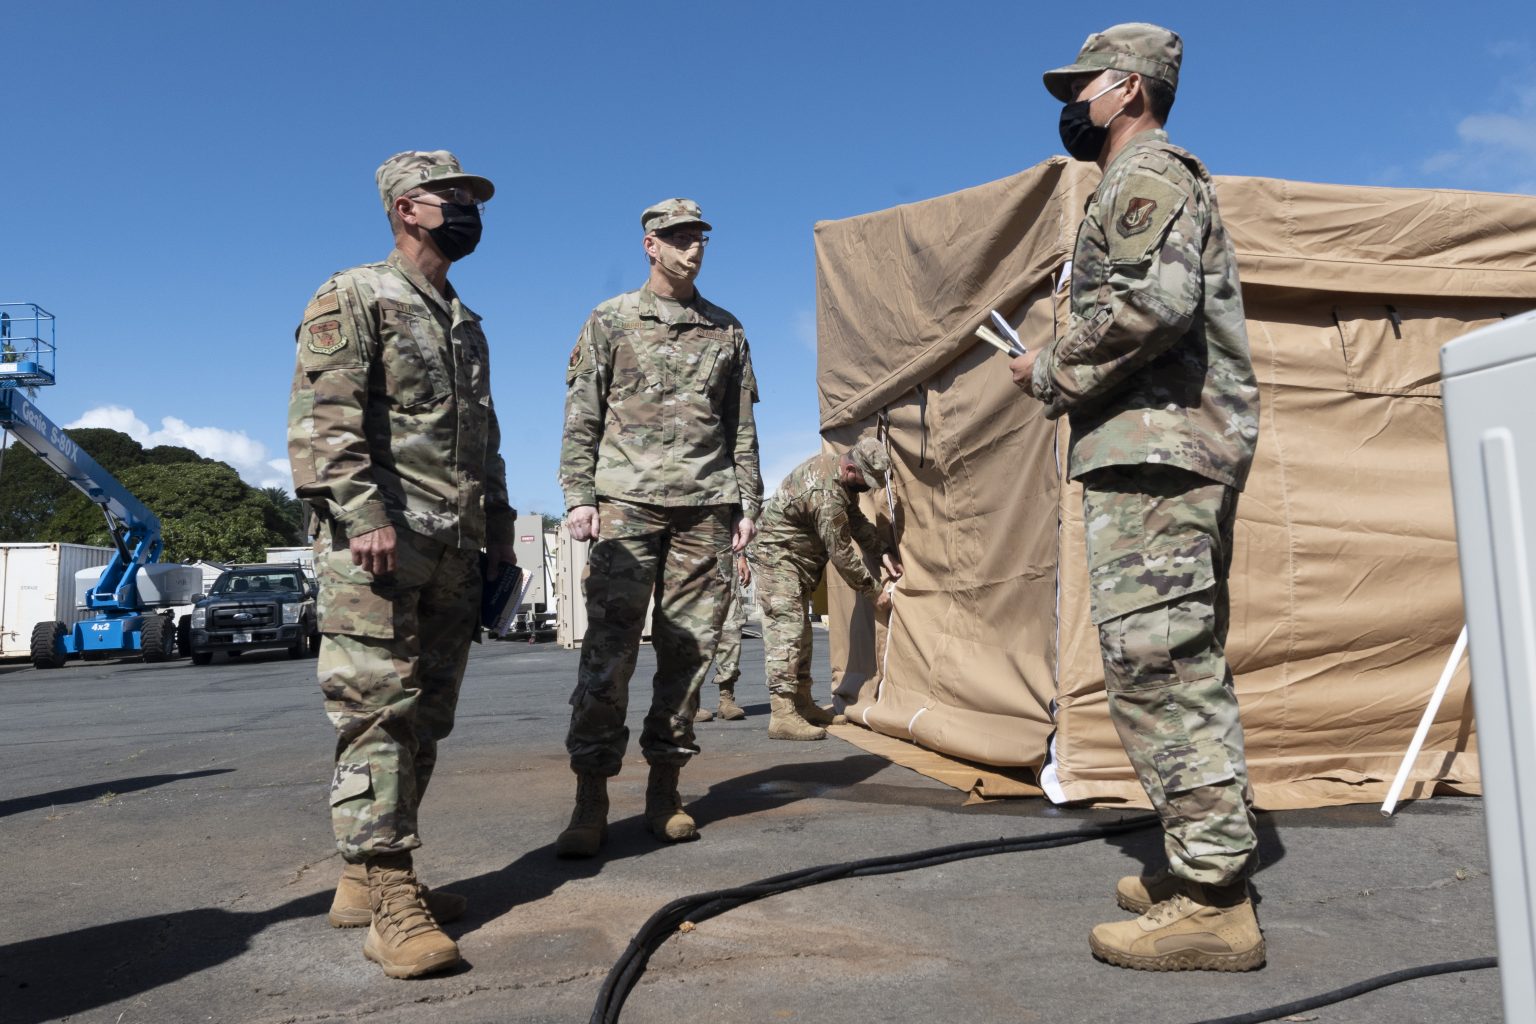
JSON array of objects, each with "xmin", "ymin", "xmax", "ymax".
[
  {"xmin": 0, "ymin": 891, "xmax": 330, "ymax": 1024},
  {"xmin": 449, "ymin": 754, "xmax": 890, "ymax": 936},
  {"xmin": 0, "ymin": 768, "xmax": 236, "ymax": 819}
]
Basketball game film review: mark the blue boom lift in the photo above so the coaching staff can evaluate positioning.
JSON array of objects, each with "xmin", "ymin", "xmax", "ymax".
[{"xmin": 0, "ymin": 303, "xmax": 200, "ymax": 667}]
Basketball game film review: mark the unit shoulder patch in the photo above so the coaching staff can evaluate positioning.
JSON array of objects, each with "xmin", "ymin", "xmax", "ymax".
[
  {"xmin": 1106, "ymin": 173, "xmax": 1188, "ymax": 264},
  {"xmin": 307, "ymin": 320, "xmax": 348, "ymax": 356}
]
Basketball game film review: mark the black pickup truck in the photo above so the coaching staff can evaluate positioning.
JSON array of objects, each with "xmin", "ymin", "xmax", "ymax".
[{"xmin": 187, "ymin": 564, "xmax": 320, "ymax": 665}]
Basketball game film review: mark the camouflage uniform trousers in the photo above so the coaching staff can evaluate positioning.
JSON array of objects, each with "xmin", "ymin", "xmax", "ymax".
[
  {"xmin": 754, "ymin": 560, "xmax": 816, "ymax": 698},
  {"xmin": 566, "ymin": 499, "xmax": 734, "ymax": 776},
  {"xmin": 1080, "ymin": 464, "xmax": 1257, "ymax": 887},
  {"xmin": 707, "ymin": 582, "xmax": 746, "ymax": 696},
  {"xmin": 314, "ymin": 523, "xmax": 481, "ymax": 862}
]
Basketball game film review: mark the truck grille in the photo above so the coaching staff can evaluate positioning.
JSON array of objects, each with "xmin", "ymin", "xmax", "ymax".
[{"xmin": 211, "ymin": 603, "xmax": 278, "ymax": 630}]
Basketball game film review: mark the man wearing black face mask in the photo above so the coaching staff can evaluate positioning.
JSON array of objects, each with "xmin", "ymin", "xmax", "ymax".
[
  {"xmin": 749, "ymin": 439, "xmax": 903, "ymax": 740},
  {"xmin": 288, "ymin": 150, "xmax": 517, "ymax": 979},
  {"xmin": 1011, "ymin": 25, "xmax": 1264, "ymax": 972}
]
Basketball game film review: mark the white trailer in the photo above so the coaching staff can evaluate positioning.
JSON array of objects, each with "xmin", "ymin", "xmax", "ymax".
[{"xmin": 0, "ymin": 542, "xmax": 113, "ymax": 659}]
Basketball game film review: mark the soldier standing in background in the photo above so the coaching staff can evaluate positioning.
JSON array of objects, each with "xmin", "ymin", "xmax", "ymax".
[
  {"xmin": 289, "ymin": 150, "xmax": 518, "ymax": 979},
  {"xmin": 1013, "ymin": 24, "xmax": 1264, "ymax": 971},
  {"xmin": 752, "ymin": 439, "xmax": 902, "ymax": 741},
  {"xmin": 557, "ymin": 198, "xmax": 762, "ymax": 858},
  {"xmin": 695, "ymin": 552, "xmax": 752, "ymax": 722}
]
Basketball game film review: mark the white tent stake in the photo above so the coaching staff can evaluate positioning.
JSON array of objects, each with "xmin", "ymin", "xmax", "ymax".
[{"xmin": 1381, "ymin": 625, "xmax": 1469, "ymax": 817}]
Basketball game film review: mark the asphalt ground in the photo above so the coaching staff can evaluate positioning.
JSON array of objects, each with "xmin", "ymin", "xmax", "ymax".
[{"xmin": 1, "ymin": 632, "xmax": 1504, "ymax": 1024}]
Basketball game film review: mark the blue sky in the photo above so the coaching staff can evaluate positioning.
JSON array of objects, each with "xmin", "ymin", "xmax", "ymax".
[{"xmin": 4, "ymin": 1, "xmax": 1533, "ymax": 518}]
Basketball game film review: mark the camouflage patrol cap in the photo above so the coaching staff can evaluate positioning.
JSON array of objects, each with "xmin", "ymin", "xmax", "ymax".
[
  {"xmin": 376, "ymin": 150, "xmax": 495, "ymax": 212},
  {"xmin": 642, "ymin": 198, "xmax": 712, "ymax": 234},
  {"xmin": 1042, "ymin": 23, "xmax": 1182, "ymax": 102},
  {"xmin": 847, "ymin": 437, "xmax": 891, "ymax": 489}
]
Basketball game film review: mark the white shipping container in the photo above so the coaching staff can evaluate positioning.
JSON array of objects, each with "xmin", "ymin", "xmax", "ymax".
[
  {"xmin": 0, "ymin": 542, "xmax": 113, "ymax": 659},
  {"xmin": 513, "ymin": 514, "xmax": 550, "ymax": 607}
]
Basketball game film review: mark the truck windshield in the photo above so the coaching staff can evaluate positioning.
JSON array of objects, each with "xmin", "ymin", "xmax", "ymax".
[{"xmin": 211, "ymin": 572, "xmax": 305, "ymax": 595}]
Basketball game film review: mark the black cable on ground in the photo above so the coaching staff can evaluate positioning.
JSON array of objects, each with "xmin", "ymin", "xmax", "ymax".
[
  {"xmin": 590, "ymin": 815, "xmax": 1501, "ymax": 1024},
  {"xmin": 1184, "ymin": 955, "xmax": 1499, "ymax": 1024},
  {"xmin": 589, "ymin": 815, "xmax": 1158, "ymax": 1024}
]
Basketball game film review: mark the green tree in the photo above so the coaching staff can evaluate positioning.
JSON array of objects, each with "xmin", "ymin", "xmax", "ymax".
[
  {"xmin": 0, "ymin": 440, "xmax": 69, "ymax": 541},
  {"xmin": 260, "ymin": 485, "xmax": 303, "ymax": 544},
  {"xmin": 1, "ymin": 426, "xmax": 295, "ymax": 560},
  {"xmin": 144, "ymin": 444, "xmax": 205, "ymax": 465}
]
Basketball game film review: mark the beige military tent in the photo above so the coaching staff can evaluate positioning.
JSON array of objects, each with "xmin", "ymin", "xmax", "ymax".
[{"xmin": 816, "ymin": 156, "xmax": 1536, "ymax": 809}]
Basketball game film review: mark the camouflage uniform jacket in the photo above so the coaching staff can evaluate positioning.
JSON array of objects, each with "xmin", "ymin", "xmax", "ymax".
[
  {"xmin": 559, "ymin": 287, "xmax": 762, "ymax": 518},
  {"xmin": 753, "ymin": 453, "xmax": 886, "ymax": 598},
  {"xmin": 288, "ymin": 250, "xmax": 516, "ymax": 549},
  {"xmin": 1027, "ymin": 129, "xmax": 1259, "ymax": 490}
]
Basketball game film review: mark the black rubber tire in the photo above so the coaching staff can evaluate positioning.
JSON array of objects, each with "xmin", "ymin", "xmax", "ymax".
[
  {"xmin": 306, "ymin": 628, "xmax": 321, "ymax": 657},
  {"xmin": 31, "ymin": 621, "xmax": 66, "ymax": 670},
  {"xmin": 191, "ymin": 651, "xmax": 213, "ymax": 666},
  {"xmin": 287, "ymin": 638, "xmax": 305, "ymax": 659},
  {"xmin": 141, "ymin": 615, "xmax": 174, "ymax": 663},
  {"xmin": 176, "ymin": 615, "xmax": 192, "ymax": 658}
]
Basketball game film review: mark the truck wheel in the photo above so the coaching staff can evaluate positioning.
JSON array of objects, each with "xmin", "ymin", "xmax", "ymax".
[
  {"xmin": 176, "ymin": 615, "xmax": 192, "ymax": 658},
  {"xmin": 191, "ymin": 651, "xmax": 213, "ymax": 666},
  {"xmin": 31, "ymin": 621, "xmax": 66, "ymax": 670},
  {"xmin": 141, "ymin": 615, "xmax": 174, "ymax": 663},
  {"xmin": 307, "ymin": 629, "xmax": 321, "ymax": 657},
  {"xmin": 287, "ymin": 637, "xmax": 305, "ymax": 659}
]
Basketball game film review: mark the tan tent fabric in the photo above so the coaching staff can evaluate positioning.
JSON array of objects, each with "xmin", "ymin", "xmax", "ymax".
[{"xmin": 817, "ymin": 157, "xmax": 1536, "ymax": 809}]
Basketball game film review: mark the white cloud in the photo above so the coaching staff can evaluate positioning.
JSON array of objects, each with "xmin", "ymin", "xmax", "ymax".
[
  {"xmin": 1421, "ymin": 72, "xmax": 1536, "ymax": 193},
  {"xmin": 64, "ymin": 405, "xmax": 292, "ymax": 491}
]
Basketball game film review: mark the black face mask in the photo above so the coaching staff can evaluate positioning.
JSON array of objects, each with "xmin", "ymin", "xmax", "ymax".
[
  {"xmin": 1057, "ymin": 78, "xmax": 1128, "ymax": 162},
  {"xmin": 1058, "ymin": 100, "xmax": 1110, "ymax": 162},
  {"xmin": 427, "ymin": 202, "xmax": 483, "ymax": 262}
]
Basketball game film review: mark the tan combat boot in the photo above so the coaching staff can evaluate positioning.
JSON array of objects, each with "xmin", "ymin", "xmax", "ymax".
[
  {"xmin": 1114, "ymin": 870, "xmax": 1181, "ymax": 914},
  {"xmin": 555, "ymin": 772, "xmax": 609, "ymax": 859},
  {"xmin": 794, "ymin": 688, "xmax": 846, "ymax": 727},
  {"xmin": 329, "ymin": 861, "xmax": 467, "ymax": 928},
  {"xmin": 1089, "ymin": 880, "xmax": 1265, "ymax": 972},
  {"xmin": 693, "ymin": 706, "xmax": 715, "ymax": 723},
  {"xmin": 645, "ymin": 763, "xmax": 699, "ymax": 842},
  {"xmin": 362, "ymin": 853, "xmax": 461, "ymax": 979},
  {"xmin": 716, "ymin": 689, "xmax": 747, "ymax": 721},
  {"xmin": 768, "ymin": 693, "xmax": 827, "ymax": 740}
]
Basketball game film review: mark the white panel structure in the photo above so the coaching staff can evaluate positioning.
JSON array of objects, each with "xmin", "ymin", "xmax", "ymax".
[{"xmin": 1443, "ymin": 308, "xmax": 1536, "ymax": 1021}]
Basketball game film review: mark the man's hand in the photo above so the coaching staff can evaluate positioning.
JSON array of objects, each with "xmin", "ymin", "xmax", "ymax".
[
  {"xmin": 736, "ymin": 555, "xmax": 752, "ymax": 586},
  {"xmin": 568, "ymin": 505, "xmax": 599, "ymax": 542},
  {"xmin": 875, "ymin": 582, "xmax": 895, "ymax": 613},
  {"xmin": 1010, "ymin": 349, "xmax": 1039, "ymax": 393},
  {"xmin": 732, "ymin": 516, "xmax": 756, "ymax": 553},
  {"xmin": 485, "ymin": 543, "xmax": 519, "ymax": 579},
  {"xmin": 881, "ymin": 552, "xmax": 905, "ymax": 580},
  {"xmin": 349, "ymin": 524, "xmax": 397, "ymax": 576}
]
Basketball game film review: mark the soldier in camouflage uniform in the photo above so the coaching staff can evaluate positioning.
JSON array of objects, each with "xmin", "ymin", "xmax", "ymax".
[
  {"xmin": 556, "ymin": 198, "xmax": 762, "ymax": 857},
  {"xmin": 694, "ymin": 553, "xmax": 751, "ymax": 723},
  {"xmin": 1013, "ymin": 25, "xmax": 1265, "ymax": 972},
  {"xmin": 752, "ymin": 439, "xmax": 902, "ymax": 740},
  {"xmin": 289, "ymin": 150, "xmax": 518, "ymax": 979}
]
